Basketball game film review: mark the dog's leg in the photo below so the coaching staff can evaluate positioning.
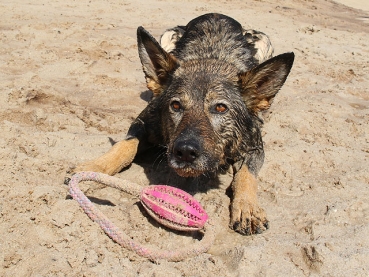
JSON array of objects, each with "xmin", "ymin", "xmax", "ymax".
[
  {"xmin": 159, "ymin": 26, "xmax": 185, "ymax": 53},
  {"xmin": 68, "ymin": 112, "xmax": 150, "ymax": 178},
  {"xmin": 243, "ymin": 29, "xmax": 274, "ymax": 64},
  {"xmin": 230, "ymin": 163, "xmax": 269, "ymax": 235},
  {"xmin": 72, "ymin": 137, "xmax": 139, "ymax": 176}
]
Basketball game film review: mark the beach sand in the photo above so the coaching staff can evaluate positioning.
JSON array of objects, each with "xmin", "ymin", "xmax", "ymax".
[
  {"xmin": 1, "ymin": 0, "xmax": 368, "ymax": 276},
  {"xmin": 334, "ymin": 0, "xmax": 369, "ymax": 11}
]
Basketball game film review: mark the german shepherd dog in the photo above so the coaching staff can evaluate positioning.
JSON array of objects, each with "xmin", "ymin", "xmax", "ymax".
[{"xmin": 71, "ymin": 13, "xmax": 294, "ymax": 235}]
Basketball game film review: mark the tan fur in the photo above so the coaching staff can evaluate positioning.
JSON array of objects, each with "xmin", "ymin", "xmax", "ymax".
[
  {"xmin": 160, "ymin": 29, "xmax": 184, "ymax": 53},
  {"xmin": 147, "ymin": 79, "xmax": 163, "ymax": 97},
  {"xmin": 144, "ymin": 54, "xmax": 178, "ymax": 97},
  {"xmin": 230, "ymin": 164, "xmax": 268, "ymax": 234},
  {"xmin": 160, "ymin": 30, "xmax": 178, "ymax": 52},
  {"xmin": 240, "ymin": 55, "xmax": 292, "ymax": 115},
  {"xmin": 74, "ymin": 138, "xmax": 139, "ymax": 175},
  {"xmin": 243, "ymin": 29, "xmax": 274, "ymax": 64}
]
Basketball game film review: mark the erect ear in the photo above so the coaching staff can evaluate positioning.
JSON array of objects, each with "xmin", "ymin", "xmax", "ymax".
[
  {"xmin": 137, "ymin": 26, "xmax": 178, "ymax": 96},
  {"xmin": 239, "ymin": 52, "xmax": 294, "ymax": 114}
]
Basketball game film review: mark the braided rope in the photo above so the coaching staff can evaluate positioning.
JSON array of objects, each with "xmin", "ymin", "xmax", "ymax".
[{"xmin": 68, "ymin": 171, "xmax": 215, "ymax": 262}]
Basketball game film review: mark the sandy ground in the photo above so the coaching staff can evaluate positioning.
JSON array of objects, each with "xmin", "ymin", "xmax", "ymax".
[
  {"xmin": 1, "ymin": 0, "xmax": 368, "ymax": 276},
  {"xmin": 334, "ymin": 0, "xmax": 369, "ymax": 12}
]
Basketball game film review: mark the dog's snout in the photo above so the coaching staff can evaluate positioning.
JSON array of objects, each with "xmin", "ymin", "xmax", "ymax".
[{"xmin": 173, "ymin": 140, "xmax": 200, "ymax": 163}]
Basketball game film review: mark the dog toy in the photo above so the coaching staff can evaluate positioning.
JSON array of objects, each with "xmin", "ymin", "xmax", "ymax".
[
  {"xmin": 67, "ymin": 171, "xmax": 215, "ymax": 262},
  {"xmin": 140, "ymin": 185, "xmax": 208, "ymax": 231}
]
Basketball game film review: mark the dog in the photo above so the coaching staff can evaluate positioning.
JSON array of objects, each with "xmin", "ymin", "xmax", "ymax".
[{"xmin": 71, "ymin": 13, "xmax": 294, "ymax": 235}]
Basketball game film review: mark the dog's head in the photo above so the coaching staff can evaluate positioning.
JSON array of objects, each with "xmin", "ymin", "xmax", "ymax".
[{"xmin": 137, "ymin": 26, "xmax": 294, "ymax": 178}]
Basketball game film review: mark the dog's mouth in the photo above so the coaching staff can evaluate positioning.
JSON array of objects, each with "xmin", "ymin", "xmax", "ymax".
[
  {"xmin": 174, "ymin": 166, "xmax": 204, "ymax": 178},
  {"xmin": 168, "ymin": 160, "xmax": 206, "ymax": 178}
]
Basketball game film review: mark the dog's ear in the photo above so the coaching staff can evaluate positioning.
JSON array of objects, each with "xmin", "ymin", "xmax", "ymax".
[
  {"xmin": 137, "ymin": 26, "xmax": 178, "ymax": 96},
  {"xmin": 239, "ymin": 52, "xmax": 294, "ymax": 114}
]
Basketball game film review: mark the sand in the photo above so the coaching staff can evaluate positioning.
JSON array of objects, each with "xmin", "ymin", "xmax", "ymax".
[
  {"xmin": 1, "ymin": 0, "xmax": 368, "ymax": 276},
  {"xmin": 334, "ymin": 0, "xmax": 369, "ymax": 12}
]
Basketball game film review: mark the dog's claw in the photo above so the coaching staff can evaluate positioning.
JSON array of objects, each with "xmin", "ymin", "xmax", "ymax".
[
  {"xmin": 64, "ymin": 177, "xmax": 71, "ymax": 186},
  {"xmin": 232, "ymin": 221, "xmax": 239, "ymax": 230},
  {"xmin": 230, "ymin": 197, "xmax": 268, "ymax": 236},
  {"xmin": 255, "ymin": 226, "xmax": 262, "ymax": 234},
  {"xmin": 232, "ymin": 221, "xmax": 251, "ymax": 236}
]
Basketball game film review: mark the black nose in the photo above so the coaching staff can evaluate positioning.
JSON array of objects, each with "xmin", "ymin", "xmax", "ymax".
[{"xmin": 173, "ymin": 140, "xmax": 200, "ymax": 163}]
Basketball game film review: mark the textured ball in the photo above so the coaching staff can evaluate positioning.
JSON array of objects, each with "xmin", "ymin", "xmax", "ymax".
[{"xmin": 140, "ymin": 185, "xmax": 208, "ymax": 231}]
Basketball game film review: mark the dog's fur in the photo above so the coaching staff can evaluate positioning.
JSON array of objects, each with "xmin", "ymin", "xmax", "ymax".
[{"xmin": 72, "ymin": 13, "xmax": 294, "ymax": 235}]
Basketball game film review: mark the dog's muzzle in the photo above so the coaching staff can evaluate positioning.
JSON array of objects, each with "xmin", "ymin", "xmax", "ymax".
[{"xmin": 168, "ymin": 137, "xmax": 216, "ymax": 178}]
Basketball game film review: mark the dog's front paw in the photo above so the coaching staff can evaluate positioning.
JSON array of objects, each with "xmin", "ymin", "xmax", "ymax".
[
  {"xmin": 72, "ymin": 161, "xmax": 108, "ymax": 174},
  {"xmin": 230, "ymin": 197, "xmax": 269, "ymax": 235},
  {"xmin": 64, "ymin": 162, "xmax": 106, "ymax": 185}
]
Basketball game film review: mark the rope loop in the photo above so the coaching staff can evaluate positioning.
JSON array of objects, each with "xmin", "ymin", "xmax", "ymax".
[{"xmin": 68, "ymin": 171, "xmax": 215, "ymax": 262}]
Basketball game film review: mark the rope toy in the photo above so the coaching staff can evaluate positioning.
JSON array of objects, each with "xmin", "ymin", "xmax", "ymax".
[{"xmin": 67, "ymin": 171, "xmax": 215, "ymax": 262}]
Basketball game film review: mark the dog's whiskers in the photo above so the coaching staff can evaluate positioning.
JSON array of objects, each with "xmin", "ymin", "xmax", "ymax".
[{"xmin": 152, "ymin": 146, "xmax": 167, "ymax": 171}]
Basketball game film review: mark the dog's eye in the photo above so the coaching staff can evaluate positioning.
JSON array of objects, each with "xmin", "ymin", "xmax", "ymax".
[
  {"xmin": 215, "ymin": 103, "xmax": 228, "ymax": 113},
  {"xmin": 171, "ymin": 101, "xmax": 182, "ymax": 112}
]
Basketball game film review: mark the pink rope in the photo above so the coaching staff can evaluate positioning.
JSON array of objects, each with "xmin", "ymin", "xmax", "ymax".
[{"xmin": 68, "ymin": 171, "xmax": 215, "ymax": 262}]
